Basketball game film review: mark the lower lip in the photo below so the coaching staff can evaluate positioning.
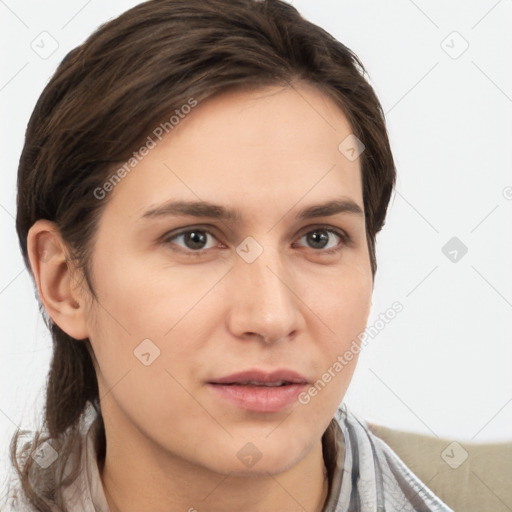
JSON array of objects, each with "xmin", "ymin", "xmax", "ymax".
[{"xmin": 207, "ymin": 383, "xmax": 308, "ymax": 413}]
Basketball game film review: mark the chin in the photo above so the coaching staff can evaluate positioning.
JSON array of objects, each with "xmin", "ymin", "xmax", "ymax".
[
  {"xmin": 218, "ymin": 455, "xmax": 301, "ymax": 478},
  {"xmin": 203, "ymin": 435, "xmax": 314, "ymax": 478}
]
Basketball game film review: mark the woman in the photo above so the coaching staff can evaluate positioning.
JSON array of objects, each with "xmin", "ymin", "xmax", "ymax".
[{"xmin": 7, "ymin": 0, "xmax": 453, "ymax": 510}]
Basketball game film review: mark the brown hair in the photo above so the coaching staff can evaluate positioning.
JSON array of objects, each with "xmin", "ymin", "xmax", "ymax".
[{"xmin": 9, "ymin": 0, "xmax": 396, "ymax": 509}]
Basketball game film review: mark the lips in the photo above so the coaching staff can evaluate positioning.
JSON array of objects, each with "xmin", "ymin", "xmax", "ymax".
[{"xmin": 207, "ymin": 369, "xmax": 309, "ymax": 413}]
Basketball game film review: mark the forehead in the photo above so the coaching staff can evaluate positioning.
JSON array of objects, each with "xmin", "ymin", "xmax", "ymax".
[{"xmin": 103, "ymin": 83, "xmax": 363, "ymax": 223}]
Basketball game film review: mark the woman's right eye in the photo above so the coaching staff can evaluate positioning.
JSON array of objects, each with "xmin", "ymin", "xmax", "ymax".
[{"xmin": 162, "ymin": 228, "xmax": 221, "ymax": 254}]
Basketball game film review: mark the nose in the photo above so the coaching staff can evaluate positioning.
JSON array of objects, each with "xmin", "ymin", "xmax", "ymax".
[{"xmin": 226, "ymin": 242, "xmax": 302, "ymax": 344}]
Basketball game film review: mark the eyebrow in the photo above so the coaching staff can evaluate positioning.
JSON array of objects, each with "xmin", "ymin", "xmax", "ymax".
[{"xmin": 140, "ymin": 198, "xmax": 364, "ymax": 222}]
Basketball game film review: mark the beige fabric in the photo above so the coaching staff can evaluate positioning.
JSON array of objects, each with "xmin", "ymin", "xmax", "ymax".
[{"xmin": 368, "ymin": 423, "xmax": 512, "ymax": 512}]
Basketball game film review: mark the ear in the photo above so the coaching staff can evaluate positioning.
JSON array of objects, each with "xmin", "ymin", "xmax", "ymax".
[{"xmin": 26, "ymin": 219, "xmax": 90, "ymax": 340}]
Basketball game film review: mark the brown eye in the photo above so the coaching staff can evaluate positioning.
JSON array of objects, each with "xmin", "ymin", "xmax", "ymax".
[
  {"xmin": 295, "ymin": 227, "xmax": 347, "ymax": 253},
  {"xmin": 164, "ymin": 229, "xmax": 218, "ymax": 253},
  {"xmin": 181, "ymin": 230, "xmax": 209, "ymax": 250}
]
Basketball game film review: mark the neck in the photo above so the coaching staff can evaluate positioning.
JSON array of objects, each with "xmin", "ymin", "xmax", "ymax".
[{"xmin": 100, "ymin": 423, "xmax": 330, "ymax": 512}]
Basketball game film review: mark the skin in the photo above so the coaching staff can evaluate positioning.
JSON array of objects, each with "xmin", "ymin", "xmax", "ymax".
[{"xmin": 28, "ymin": 82, "xmax": 373, "ymax": 512}]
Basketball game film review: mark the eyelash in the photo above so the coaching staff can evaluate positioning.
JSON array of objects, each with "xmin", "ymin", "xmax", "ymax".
[{"xmin": 161, "ymin": 225, "xmax": 351, "ymax": 257}]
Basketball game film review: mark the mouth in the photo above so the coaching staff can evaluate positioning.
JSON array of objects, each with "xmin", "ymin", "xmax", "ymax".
[
  {"xmin": 207, "ymin": 369, "xmax": 309, "ymax": 413},
  {"xmin": 217, "ymin": 380, "xmax": 296, "ymax": 387}
]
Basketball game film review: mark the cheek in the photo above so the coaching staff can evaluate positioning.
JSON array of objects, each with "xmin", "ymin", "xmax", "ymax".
[
  {"xmin": 89, "ymin": 249, "xmax": 223, "ymax": 338},
  {"xmin": 307, "ymin": 262, "xmax": 372, "ymax": 396},
  {"xmin": 85, "ymin": 254, "xmax": 226, "ymax": 386},
  {"xmin": 311, "ymin": 263, "xmax": 372, "ymax": 340},
  {"xmin": 300, "ymin": 276, "xmax": 370, "ymax": 422}
]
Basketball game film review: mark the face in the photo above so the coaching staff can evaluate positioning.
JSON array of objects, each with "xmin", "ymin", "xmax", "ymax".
[{"xmin": 81, "ymin": 82, "xmax": 373, "ymax": 476}]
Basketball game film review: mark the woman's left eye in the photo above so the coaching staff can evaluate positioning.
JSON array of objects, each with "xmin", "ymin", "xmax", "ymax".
[
  {"xmin": 162, "ymin": 226, "xmax": 348, "ymax": 255},
  {"xmin": 294, "ymin": 228, "xmax": 346, "ymax": 253}
]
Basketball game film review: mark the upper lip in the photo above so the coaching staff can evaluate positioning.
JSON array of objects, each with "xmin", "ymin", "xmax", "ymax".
[{"xmin": 208, "ymin": 369, "xmax": 309, "ymax": 385}]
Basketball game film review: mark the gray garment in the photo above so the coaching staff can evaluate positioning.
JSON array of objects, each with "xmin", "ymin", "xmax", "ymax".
[
  {"xmin": 8, "ymin": 400, "xmax": 453, "ymax": 511},
  {"xmin": 322, "ymin": 403, "xmax": 454, "ymax": 511}
]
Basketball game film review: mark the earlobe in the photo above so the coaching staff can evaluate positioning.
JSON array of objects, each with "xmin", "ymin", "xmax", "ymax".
[{"xmin": 27, "ymin": 220, "xmax": 89, "ymax": 340}]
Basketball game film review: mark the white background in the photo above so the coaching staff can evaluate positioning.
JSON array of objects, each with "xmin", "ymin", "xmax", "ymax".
[{"xmin": 1, "ymin": 0, "xmax": 511, "ymax": 493}]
